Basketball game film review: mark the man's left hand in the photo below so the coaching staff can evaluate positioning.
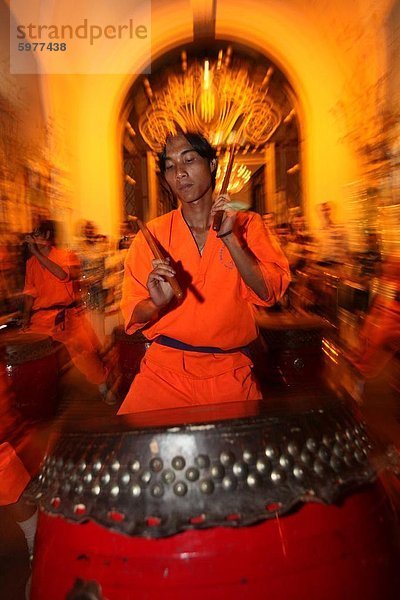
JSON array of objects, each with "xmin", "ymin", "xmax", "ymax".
[{"xmin": 210, "ymin": 194, "xmax": 237, "ymax": 238}]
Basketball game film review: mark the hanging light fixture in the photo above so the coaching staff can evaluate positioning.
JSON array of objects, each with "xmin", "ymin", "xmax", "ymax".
[
  {"xmin": 216, "ymin": 159, "xmax": 251, "ymax": 194},
  {"xmin": 138, "ymin": 49, "xmax": 282, "ymax": 153}
]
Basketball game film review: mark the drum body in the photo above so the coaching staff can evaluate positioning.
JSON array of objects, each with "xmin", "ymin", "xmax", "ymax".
[
  {"xmin": 31, "ymin": 482, "xmax": 399, "ymax": 600},
  {"xmin": 0, "ymin": 333, "xmax": 59, "ymax": 420},
  {"xmin": 27, "ymin": 396, "xmax": 400, "ymax": 600},
  {"xmin": 305, "ymin": 267, "xmax": 340, "ymax": 325},
  {"xmin": 112, "ymin": 326, "xmax": 150, "ymax": 397},
  {"xmin": 338, "ymin": 280, "xmax": 370, "ymax": 314},
  {"xmin": 254, "ymin": 314, "xmax": 329, "ymax": 388}
]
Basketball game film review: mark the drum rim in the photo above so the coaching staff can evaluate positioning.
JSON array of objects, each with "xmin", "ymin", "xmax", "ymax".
[
  {"xmin": 25, "ymin": 395, "xmax": 380, "ymax": 539},
  {"xmin": 0, "ymin": 332, "xmax": 55, "ymax": 364}
]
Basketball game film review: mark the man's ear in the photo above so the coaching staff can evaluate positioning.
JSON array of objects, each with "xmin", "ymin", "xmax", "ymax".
[{"xmin": 210, "ymin": 158, "xmax": 217, "ymax": 174}]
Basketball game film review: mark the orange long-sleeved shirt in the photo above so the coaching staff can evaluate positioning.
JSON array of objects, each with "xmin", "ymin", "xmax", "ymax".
[
  {"xmin": 23, "ymin": 247, "xmax": 79, "ymax": 310},
  {"xmin": 121, "ymin": 208, "xmax": 290, "ymax": 350}
]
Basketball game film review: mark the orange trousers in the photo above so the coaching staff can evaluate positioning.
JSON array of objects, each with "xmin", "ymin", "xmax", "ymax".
[
  {"xmin": 26, "ymin": 307, "xmax": 106, "ymax": 385},
  {"xmin": 118, "ymin": 342, "xmax": 261, "ymax": 414}
]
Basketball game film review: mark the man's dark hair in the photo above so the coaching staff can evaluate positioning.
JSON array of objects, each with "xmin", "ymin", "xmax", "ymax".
[
  {"xmin": 33, "ymin": 220, "xmax": 57, "ymax": 245},
  {"xmin": 158, "ymin": 131, "xmax": 218, "ymax": 190}
]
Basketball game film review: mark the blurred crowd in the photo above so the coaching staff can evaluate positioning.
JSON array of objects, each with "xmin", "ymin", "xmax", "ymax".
[
  {"xmin": 0, "ymin": 205, "xmax": 399, "ymax": 600},
  {"xmin": 261, "ymin": 203, "xmax": 400, "ymax": 406},
  {"xmin": 0, "ymin": 205, "xmax": 398, "ymax": 408}
]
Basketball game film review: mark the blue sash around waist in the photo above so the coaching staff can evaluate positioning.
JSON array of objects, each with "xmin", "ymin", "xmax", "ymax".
[{"xmin": 155, "ymin": 335, "xmax": 250, "ymax": 357}]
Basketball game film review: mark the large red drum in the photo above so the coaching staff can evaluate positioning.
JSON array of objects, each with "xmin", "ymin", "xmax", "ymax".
[
  {"xmin": 27, "ymin": 396, "xmax": 400, "ymax": 600},
  {"xmin": 112, "ymin": 326, "xmax": 151, "ymax": 398},
  {"xmin": 0, "ymin": 332, "xmax": 59, "ymax": 421}
]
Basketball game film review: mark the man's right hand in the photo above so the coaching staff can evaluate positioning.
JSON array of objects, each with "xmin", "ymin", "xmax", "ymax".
[
  {"xmin": 24, "ymin": 234, "xmax": 38, "ymax": 255},
  {"xmin": 147, "ymin": 257, "xmax": 176, "ymax": 307}
]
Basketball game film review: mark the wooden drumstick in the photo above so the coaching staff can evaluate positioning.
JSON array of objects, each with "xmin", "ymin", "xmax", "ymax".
[
  {"xmin": 127, "ymin": 215, "xmax": 183, "ymax": 300},
  {"xmin": 212, "ymin": 144, "xmax": 237, "ymax": 232}
]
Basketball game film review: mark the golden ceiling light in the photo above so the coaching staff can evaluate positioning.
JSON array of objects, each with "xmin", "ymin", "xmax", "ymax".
[
  {"xmin": 199, "ymin": 59, "xmax": 217, "ymax": 123},
  {"xmin": 216, "ymin": 159, "xmax": 251, "ymax": 195},
  {"xmin": 216, "ymin": 49, "xmax": 223, "ymax": 71},
  {"xmin": 138, "ymin": 50, "xmax": 282, "ymax": 153}
]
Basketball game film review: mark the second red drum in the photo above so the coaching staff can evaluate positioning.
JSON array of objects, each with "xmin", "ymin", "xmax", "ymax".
[{"xmin": 0, "ymin": 332, "xmax": 59, "ymax": 421}]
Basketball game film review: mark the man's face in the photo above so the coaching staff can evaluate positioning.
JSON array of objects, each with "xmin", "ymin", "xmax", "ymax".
[{"xmin": 163, "ymin": 134, "xmax": 216, "ymax": 205}]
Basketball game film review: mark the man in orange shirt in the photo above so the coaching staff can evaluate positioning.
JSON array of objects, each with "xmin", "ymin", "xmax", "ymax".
[
  {"xmin": 118, "ymin": 132, "xmax": 290, "ymax": 414},
  {"xmin": 22, "ymin": 220, "xmax": 114, "ymax": 402}
]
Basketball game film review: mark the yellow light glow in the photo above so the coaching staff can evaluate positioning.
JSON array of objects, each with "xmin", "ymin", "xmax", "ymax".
[
  {"xmin": 216, "ymin": 160, "xmax": 251, "ymax": 194},
  {"xmin": 203, "ymin": 60, "xmax": 210, "ymax": 90},
  {"xmin": 199, "ymin": 60, "xmax": 216, "ymax": 123},
  {"xmin": 139, "ymin": 53, "xmax": 282, "ymax": 152}
]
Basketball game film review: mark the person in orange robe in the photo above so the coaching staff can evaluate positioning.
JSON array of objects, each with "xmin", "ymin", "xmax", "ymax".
[
  {"xmin": 118, "ymin": 132, "xmax": 290, "ymax": 414},
  {"xmin": 351, "ymin": 257, "xmax": 400, "ymax": 380},
  {"xmin": 22, "ymin": 220, "xmax": 111, "ymax": 396}
]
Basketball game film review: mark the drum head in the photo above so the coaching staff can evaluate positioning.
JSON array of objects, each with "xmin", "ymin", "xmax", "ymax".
[
  {"xmin": 0, "ymin": 332, "xmax": 54, "ymax": 364},
  {"xmin": 25, "ymin": 391, "xmax": 379, "ymax": 538}
]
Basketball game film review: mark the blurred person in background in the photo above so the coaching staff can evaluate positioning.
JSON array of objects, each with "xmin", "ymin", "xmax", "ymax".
[
  {"xmin": 282, "ymin": 212, "xmax": 315, "ymax": 312},
  {"xmin": 285, "ymin": 211, "xmax": 314, "ymax": 274},
  {"xmin": 275, "ymin": 222, "xmax": 291, "ymax": 250},
  {"xmin": 101, "ymin": 220, "xmax": 137, "ymax": 343},
  {"xmin": 262, "ymin": 211, "xmax": 283, "ymax": 253},
  {"xmin": 344, "ymin": 256, "xmax": 400, "ymax": 407},
  {"xmin": 262, "ymin": 211, "xmax": 276, "ymax": 231},
  {"xmin": 297, "ymin": 202, "xmax": 350, "ymax": 323},
  {"xmin": 21, "ymin": 220, "xmax": 115, "ymax": 405},
  {"xmin": 359, "ymin": 231, "xmax": 382, "ymax": 282},
  {"xmin": 74, "ymin": 220, "xmax": 108, "ymax": 345},
  {"xmin": 118, "ymin": 219, "xmax": 137, "ymax": 250},
  {"xmin": 316, "ymin": 201, "xmax": 350, "ymax": 269}
]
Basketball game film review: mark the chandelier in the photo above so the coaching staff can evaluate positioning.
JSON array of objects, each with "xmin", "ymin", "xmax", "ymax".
[
  {"xmin": 216, "ymin": 159, "xmax": 251, "ymax": 195},
  {"xmin": 138, "ymin": 49, "xmax": 282, "ymax": 153}
]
